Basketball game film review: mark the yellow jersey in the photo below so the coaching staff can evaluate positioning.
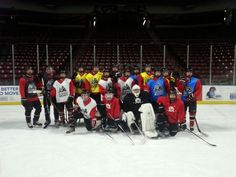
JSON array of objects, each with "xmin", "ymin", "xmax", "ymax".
[{"xmin": 85, "ymin": 71, "xmax": 103, "ymax": 93}]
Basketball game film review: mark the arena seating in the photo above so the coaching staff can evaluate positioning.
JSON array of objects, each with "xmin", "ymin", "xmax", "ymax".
[{"xmin": 0, "ymin": 28, "xmax": 235, "ymax": 85}]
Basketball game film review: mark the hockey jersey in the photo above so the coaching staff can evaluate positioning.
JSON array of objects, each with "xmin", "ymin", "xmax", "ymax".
[
  {"xmin": 147, "ymin": 76, "xmax": 168, "ymax": 102},
  {"xmin": 101, "ymin": 96, "xmax": 120, "ymax": 120},
  {"xmin": 51, "ymin": 78, "xmax": 74, "ymax": 103},
  {"xmin": 181, "ymin": 76, "xmax": 202, "ymax": 102},
  {"xmin": 76, "ymin": 97, "xmax": 97, "ymax": 120},
  {"xmin": 85, "ymin": 71, "xmax": 103, "ymax": 93},
  {"xmin": 19, "ymin": 75, "xmax": 39, "ymax": 102},
  {"xmin": 123, "ymin": 91, "xmax": 151, "ymax": 120},
  {"xmin": 157, "ymin": 96, "xmax": 185, "ymax": 124},
  {"xmin": 118, "ymin": 76, "xmax": 136, "ymax": 101},
  {"xmin": 140, "ymin": 72, "xmax": 153, "ymax": 88},
  {"xmin": 74, "ymin": 72, "xmax": 87, "ymax": 94}
]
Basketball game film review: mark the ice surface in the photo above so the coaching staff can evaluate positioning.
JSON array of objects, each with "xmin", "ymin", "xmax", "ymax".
[{"xmin": 0, "ymin": 105, "xmax": 236, "ymax": 177}]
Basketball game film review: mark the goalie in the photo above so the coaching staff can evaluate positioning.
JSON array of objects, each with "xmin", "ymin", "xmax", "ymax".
[{"xmin": 122, "ymin": 84, "xmax": 158, "ymax": 138}]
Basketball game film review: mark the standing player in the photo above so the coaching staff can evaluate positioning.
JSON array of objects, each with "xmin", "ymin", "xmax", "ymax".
[
  {"xmin": 84, "ymin": 65, "xmax": 103, "ymax": 104},
  {"xmin": 39, "ymin": 66, "xmax": 58, "ymax": 128},
  {"xmin": 74, "ymin": 65, "xmax": 87, "ymax": 100},
  {"xmin": 145, "ymin": 67, "xmax": 170, "ymax": 113},
  {"xmin": 50, "ymin": 69, "xmax": 75, "ymax": 127},
  {"xmin": 118, "ymin": 67, "xmax": 136, "ymax": 101},
  {"xmin": 19, "ymin": 66, "xmax": 42, "ymax": 128},
  {"xmin": 156, "ymin": 89, "xmax": 185, "ymax": 137},
  {"xmin": 66, "ymin": 90, "xmax": 97, "ymax": 133},
  {"xmin": 181, "ymin": 68, "xmax": 202, "ymax": 131},
  {"xmin": 140, "ymin": 64, "xmax": 153, "ymax": 90}
]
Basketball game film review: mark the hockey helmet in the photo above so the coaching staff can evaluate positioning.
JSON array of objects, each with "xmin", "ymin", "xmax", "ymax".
[{"xmin": 132, "ymin": 84, "xmax": 141, "ymax": 97}]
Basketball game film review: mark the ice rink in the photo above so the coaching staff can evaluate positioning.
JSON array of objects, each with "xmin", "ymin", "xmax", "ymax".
[{"xmin": 0, "ymin": 104, "xmax": 236, "ymax": 177}]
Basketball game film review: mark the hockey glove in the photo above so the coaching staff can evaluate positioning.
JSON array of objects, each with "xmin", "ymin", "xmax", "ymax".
[
  {"xmin": 157, "ymin": 104, "xmax": 165, "ymax": 114},
  {"xmin": 21, "ymin": 98, "xmax": 28, "ymax": 107},
  {"xmin": 67, "ymin": 95, "xmax": 74, "ymax": 104}
]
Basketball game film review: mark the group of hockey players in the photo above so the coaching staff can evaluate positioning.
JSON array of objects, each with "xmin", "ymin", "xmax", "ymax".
[{"xmin": 19, "ymin": 63, "xmax": 202, "ymax": 138}]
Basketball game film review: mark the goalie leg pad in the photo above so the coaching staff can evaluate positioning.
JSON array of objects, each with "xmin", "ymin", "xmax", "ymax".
[{"xmin": 139, "ymin": 103, "xmax": 158, "ymax": 138}]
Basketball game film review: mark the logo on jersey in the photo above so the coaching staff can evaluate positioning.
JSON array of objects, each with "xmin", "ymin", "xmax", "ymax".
[
  {"xmin": 46, "ymin": 79, "xmax": 54, "ymax": 90},
  {"xmin": 59, "ymin": 86, "xmax": 68, "ymax": 97},
  {"xmin": 91, "ymin": 78, "xmax": 98, "ymax": 88},
  {"xmin": 154, "ymin": 85, "xmax": 162, "ymax": 96},
  {"xmin": 135, "ymin": 98, "xmax": 142, "ymax": 104},
  {"xmin": 82, "ymin": 108, "xmax": 87, "ymax": 114},
  {"xmin": 106, "ymin": 104, "xmax": 111, "ymax": 109},
  {"xmin": 27, "ymin": 83, "xmax": 37, "ymax": 93},
  {"xmin": 168, "ymin": 106, "xmax": 175, "ymax": 112}
]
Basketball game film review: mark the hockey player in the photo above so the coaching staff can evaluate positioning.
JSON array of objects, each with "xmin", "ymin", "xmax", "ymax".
[
  {"xmin": 140, "ymin": 64, "xmax": 153, "ymax": 90},
  {"xmin": 84, "ymin": 65, "xmax": 103, "ymax": 104},
  {"xmin": 38, "ymin": 66, "xmax": 59, "ymax": 128},
  {"xmin": 122, "ymin": 85, "xmax": 157, "ymax": 138},
  {"xmin": 50, "ymin": 69, "xmax": 75, "ymax": 127},
  {"xmin": 101, "ymin": 89, "xmax": 121, "ymax": 132},
  {"xmin": 110, "ymin": 64, "xmax": 122, "ymax": 83},
  {"xmin": 19, "ymin": 66, "xmax": 42, "ymax": 128},
  {"xmin": 98, "ymin": 69, "xmax": 113, "ymax": 100},
  {"xmin": 74, "ymin": 65, "xmax": 87, "ymax": 100},
  {"xmin": 145, "ymin": 67, "xmax": 170, "ymax": 113},
  {"xmin": 156, "ymin": 89, "xmax": 185, "ymax": 137},
  {"xmin": 180, "ymin": 68, "xmax": 202, "ymax": 131},
  {"xmin": 130, "ymin": 64, "xmax": 142, "ymax": 88},
  {"xmin": 118, "ymin": 67, "xmax": 136, "ymax": 101},
  {"xmin": 66, "ymin": 90, "xmax": 98, "ymax": 133}
]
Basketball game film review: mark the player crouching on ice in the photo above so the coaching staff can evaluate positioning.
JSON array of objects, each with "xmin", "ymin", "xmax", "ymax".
[
  {"xmin": 156, "ymin": 89, "xmax": 186, "ymax": 138},
  {"xmin": 101, "ymin": 88, "xmax": 121, "ymax": 132},
  {"xmin": 66, "ymin": 90, "xmax": 100, "ymax": 134},
  {"xmin": 122, "ymin": 84, "xmax": 158, "ymax": 138}
]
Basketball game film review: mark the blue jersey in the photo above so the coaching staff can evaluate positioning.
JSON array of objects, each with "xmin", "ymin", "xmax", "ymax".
[
  {"xmin": 130, "ymin": 74, "xmax": 138, "ymax": 84},
  {"xmin": 147, "ymin": 77, "xmax": 166, "ymax": 102},
  {"xmin": 182, "ymin": 76, "xmax": 198, "ymax": 102}
]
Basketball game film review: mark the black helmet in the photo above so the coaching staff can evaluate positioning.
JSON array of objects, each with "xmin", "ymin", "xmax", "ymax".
[
  {"xmin": 153, "ymin": 66, "xmax": 161, "ymax": 72},
  {"xmin": 161, "ymin": 67, "xmax": 169, "ymax": 73},
  {"xmin": 25, "ymin": 66, "xmax": 33, "ymax": 72},
  {"xmin": 81, "ymin": 89, "xmax": 90, "ymax": 95},
  {"xmin": 185, "ymin": 67, "xmax": 193, "ymax": 73}
]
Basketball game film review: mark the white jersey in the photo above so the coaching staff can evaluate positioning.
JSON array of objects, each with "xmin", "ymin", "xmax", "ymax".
[
  {"xmin": 53, "ymin": 78, "xmax": 71, "ymax": 103},
  {"xmin": 118, "ymin": 77, "xmax": 134, "ymax": 101},
  {"xmin": 98, "ymin": 78, "xmax": 113, "ymax": 92},
  {"xmin": 76, "ymin": 97, "xmax": 97, "ymax": 119}
]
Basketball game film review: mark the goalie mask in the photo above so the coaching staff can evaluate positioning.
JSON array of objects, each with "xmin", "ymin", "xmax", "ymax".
[{"xmin": 132, "ymin": 84, "xmax": 140, "ymax": 97}]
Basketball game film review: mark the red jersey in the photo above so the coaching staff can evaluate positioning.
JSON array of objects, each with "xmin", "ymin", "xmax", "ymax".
[
  {"xmin": 157, "ymin": 96, "xmax": 185, "ymax": 124},
  {"xmin": 102, "ymin": 96, "xmax": 120, "ymax": 120},
  {"xmin": 19, "ymin": 75, "xmax": 40, "ymax": 102}
]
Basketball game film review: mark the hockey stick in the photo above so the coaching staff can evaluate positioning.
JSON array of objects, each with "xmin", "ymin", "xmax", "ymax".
[
  {"xmin": 133, "ymin": 121, "xmax": 146, "ymax": 143},
  {"xmin": 186, "ymin": 128, "xmax": 216, "ymax": 147},
  {"xmin": 117, "ymin": 123, "xmax": 135, "ymax": 145},
  {"xmin": 107, "ymin": 113, "xmax": 135, "ymax": 144},
  {"xmin": 194, "ymin": 117, "xmax": 209, "ymax": 137}
]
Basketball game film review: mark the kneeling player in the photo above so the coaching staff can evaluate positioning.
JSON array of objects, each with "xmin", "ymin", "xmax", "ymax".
[
  {"xmin": 66, "ymin": 90, "xmax": 98, "ymax": 133},
  {"xmin": 156, "ymin": 89, "xmax": 185, "ymax": 137},
  {"xmin": 101, "ymin": 89, "xmax": 121, "ymax": 132}
]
